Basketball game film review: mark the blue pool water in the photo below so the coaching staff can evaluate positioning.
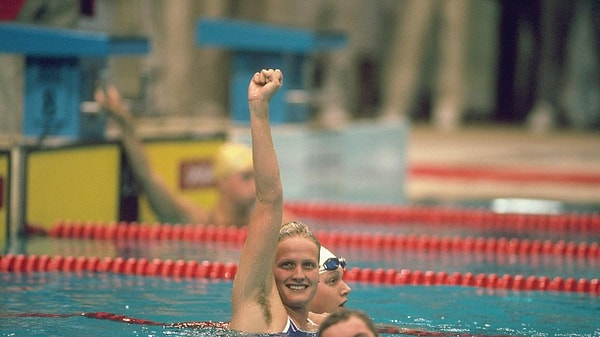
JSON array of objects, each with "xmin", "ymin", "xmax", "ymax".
[
  {"xmin": 2, "ymin": 213, "xmax": 599, "ymax": 337},
  {"xmin": 1, "ymin": 272, "xmax": 599, "ymax": 337}
]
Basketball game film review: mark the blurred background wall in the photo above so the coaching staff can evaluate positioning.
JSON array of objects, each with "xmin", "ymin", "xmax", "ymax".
[{"xmin": 1, "ymin": 0, "xmax": 599, "ymax": 139}]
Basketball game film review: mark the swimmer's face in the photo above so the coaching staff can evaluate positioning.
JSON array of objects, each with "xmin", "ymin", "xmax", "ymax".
[
  {"xmin": 309, "ymin": 268, "xmax": 351, "ymax": 314},
  {"xmin": 274, "ymin": 237, "xmax": 320, "ymax": 309},
  {"xmin": 219, "ymin": 168, "xmax": 256, "ymax": 206}
]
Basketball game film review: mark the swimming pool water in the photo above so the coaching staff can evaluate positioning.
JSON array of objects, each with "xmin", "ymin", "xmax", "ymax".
[
  {"xmin": 1, "ymin": 272, "xmax": 599, "ymax": 337},
  {"xmin": 2, "ymin": 209, "xmax": 599, "ymax": 337},
  {"xmin": 1, "ymin": 272, "xmax": 232, "ymax": 337}
]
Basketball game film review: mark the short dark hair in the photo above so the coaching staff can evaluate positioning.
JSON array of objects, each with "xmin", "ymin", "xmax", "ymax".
[{"xmin": 317, "ymin": 309, "xmax": 379, "ymax": 337}]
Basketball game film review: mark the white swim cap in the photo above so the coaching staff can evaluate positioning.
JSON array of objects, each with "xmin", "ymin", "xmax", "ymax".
[{"xmin": 319, "ymin": 246, "xmax": 337, "ymax": 274}]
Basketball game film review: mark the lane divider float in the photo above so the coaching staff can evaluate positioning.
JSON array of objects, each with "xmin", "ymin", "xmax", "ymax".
[
  {"xmin": 1, "ymin": 253, "xmax": 598, "ymax": 295},
  {"xmin": 0, "ymin": 253, "xmax": 236, "ymax": 279},
  {"xmin": 285, "ymin": 202, "xmax": 600, "ymax": 232},
  {"xmin": 48, "ymin": 221, "xmax": 600, "ymax": 259}
]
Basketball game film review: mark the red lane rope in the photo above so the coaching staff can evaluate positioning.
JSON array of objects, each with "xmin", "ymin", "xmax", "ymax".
[
  {"xmin": 408, "ymin": 164, "xmax": 600, "ymax": 185},
  {"xmin": 0, "ymin": 312, "xmax": 227, "ymax": 329},
  {"xmin": 47, "ymin": 221, "xmax": 600, "ymax": 259},
  {"xmin": 49, "ymin": 221, "xmax": 248, "ymax": 243},
  {"xmin": 48, "ymin": 203, "xmax": 600, "ymax": 236},
  {"xmin": 343, "ymin": 267, "xmax": 599, "ymax": 295},
  {"xmin": 1, "ymin": 254, "xmax": 598, "ymax": 295},
  {"xmin": 317, "ymin": 232, "xmax": 600, "ymax": 259},
  {"xmin": 285, "ymin": 202, "xmax": 600, "ymax": 231}
]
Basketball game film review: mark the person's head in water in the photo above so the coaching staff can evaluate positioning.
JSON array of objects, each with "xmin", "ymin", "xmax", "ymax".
[
  {"xmin": 212, "ymin": 142, "xmax": 255, "ymax": 206},
  {"xmin": 309, "ymin": 247, "xmax": 351, "ymax": 315},
  {"xmin": 274, "ymin": 221, "xmax": 321, "ymax": 310},
  {"xmin": 318, "ymin": 309, "xmax": 379, "ymax": 337}
]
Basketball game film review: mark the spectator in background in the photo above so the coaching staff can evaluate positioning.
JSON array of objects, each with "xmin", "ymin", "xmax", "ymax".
[
  {"xmin": 497, "ymin": 0, "xmax": 599, "ymax": 131},
  {"xmin": 378, "ymin": 0, "xmax": 470, "ymax": 131},
  {"xmin": 524, "ymin": 0, "xmax": 577, "ymax": 132}
]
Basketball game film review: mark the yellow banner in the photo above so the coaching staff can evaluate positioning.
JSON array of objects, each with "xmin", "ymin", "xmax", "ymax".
[
  {"xmin": 26, "ymin": 144, "xmax": 121, "ymax": 230},
  {"xmin": 138, "ymin": 139, "xmax": 223, "ymax": 223}
]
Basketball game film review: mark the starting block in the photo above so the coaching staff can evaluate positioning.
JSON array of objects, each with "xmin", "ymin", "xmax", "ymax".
[
  {"xmin": 196, "ymin": 18, "xmax": 346, "ymax": 124},
  {"xmin": 0, "ymin": 23, "xmax": 150, "ymax": 140}
]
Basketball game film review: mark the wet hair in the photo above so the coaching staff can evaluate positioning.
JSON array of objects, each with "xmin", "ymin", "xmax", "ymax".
[
  {"xmin": 278, "ymin": 221, "xmax": 321, "ymax": 251},
  {"xmin": 317, "ymin": 309, "xmax": 379, "ymax": 337}
]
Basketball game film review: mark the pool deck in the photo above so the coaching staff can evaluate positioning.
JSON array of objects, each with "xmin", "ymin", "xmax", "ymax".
[{"xmin": 406, "ymin": 123, "xmax": 600, "ymax": 208}]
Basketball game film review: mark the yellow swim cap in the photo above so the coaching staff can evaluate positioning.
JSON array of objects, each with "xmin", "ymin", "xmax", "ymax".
[{"xmin": 213, "ymin": 142, "xmax": 253, "ymax": 181}]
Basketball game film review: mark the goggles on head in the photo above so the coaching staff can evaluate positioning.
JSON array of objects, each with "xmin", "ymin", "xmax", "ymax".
[{"xmin": 321, "ymin": 257, "xmax": 347, "ymax": 272}]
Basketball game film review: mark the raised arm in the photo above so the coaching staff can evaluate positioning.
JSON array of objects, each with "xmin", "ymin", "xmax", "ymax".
[
  {"xmin": 230, "ymin": 69, "xmax": 286, "ymax": 333},
  {"xmin": 96, "ymin": 86, "xmax": 209, "ymax": 225}
]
